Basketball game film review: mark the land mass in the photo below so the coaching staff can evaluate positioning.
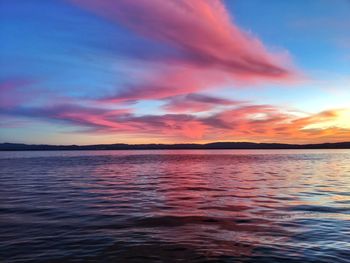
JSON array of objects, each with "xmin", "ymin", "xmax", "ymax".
[{"xmin": 1, "ymin": 142, "xmax": 350, "ymax": 151}]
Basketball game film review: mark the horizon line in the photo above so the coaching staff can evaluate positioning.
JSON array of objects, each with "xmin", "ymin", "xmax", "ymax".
[
  {"xmin": 1, "ymin": 141, "xmax": 350, "ymax": 151},
  {"xmin": 2, "ymin": 141, "xmax": 350, "ymax": 146}
]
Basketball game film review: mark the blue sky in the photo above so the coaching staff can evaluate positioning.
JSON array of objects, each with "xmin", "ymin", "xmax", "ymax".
[{"xmin": 1, "ymin": 0, "xmax": 349, "ymax": 144}]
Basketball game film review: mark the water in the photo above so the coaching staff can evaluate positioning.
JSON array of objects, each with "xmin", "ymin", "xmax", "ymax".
[{"xmin": 1, "ymin": 150, "xmax": 350, "ymax": 262}]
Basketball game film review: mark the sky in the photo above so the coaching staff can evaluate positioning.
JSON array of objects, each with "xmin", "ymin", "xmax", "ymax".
[{"xmin": 0, "ymin": 0, "xmax": 349, "ymax": 145}]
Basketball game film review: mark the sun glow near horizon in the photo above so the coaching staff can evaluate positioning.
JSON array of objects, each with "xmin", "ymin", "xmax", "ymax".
[{"xmin": 302, "ymin": 109, "xmax": 350, "ymax": 131}]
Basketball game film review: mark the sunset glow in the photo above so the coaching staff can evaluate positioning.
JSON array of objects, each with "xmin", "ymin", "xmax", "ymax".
[{"xmin": 1, "ymin": 0, "xmax": 349, "ymax": 144}]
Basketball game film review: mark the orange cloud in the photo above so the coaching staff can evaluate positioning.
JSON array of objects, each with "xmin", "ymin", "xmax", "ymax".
[
  {"xmin": 3, "ymin": 100, "xmax": 349, "ymax": 143},
  {"xmin": 207, "ymin": 108, "xmax": 350, "ymax": 143}
]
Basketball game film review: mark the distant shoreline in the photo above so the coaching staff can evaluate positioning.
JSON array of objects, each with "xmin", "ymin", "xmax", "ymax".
[{"xmin": 1, "ymin": 142, "xmax": 350, "ymax": 151}]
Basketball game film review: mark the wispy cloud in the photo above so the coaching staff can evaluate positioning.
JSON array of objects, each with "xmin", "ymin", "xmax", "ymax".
[
  {"xmin": 2, "ymin": 98, "xmax": 349, "ymax": 143},
  {"xmin": 162, "ymin": 94, "xmax": 244, "ymax": 113},
  {"xmin": 0, "ymin": 78, "xmax": 37, "ymax": 108},
  {"xmin": 71, "ymin": 0, "xmax": 298, "ymax": 102}
]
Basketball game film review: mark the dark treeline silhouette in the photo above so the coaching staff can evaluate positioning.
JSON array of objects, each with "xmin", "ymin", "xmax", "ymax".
[{"xmin": 1, "ymin": 142, "xmax": 350, "ymax": 151}]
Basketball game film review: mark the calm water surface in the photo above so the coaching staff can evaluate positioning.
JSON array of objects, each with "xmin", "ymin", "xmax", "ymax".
[{"xmin": 1, "ymin": 150, "xmax": 350, "ymax": 262}]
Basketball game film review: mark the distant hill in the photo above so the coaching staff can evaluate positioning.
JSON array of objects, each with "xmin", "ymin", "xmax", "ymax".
[{"xmin": 1, "ymin": 141, "xmax": 350, "ymax": 151}]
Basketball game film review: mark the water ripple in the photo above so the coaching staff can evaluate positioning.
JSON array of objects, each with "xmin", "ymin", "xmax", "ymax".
[{"xmin": 1, "ymin": 149, "xmax": 350, "ymax": 262}]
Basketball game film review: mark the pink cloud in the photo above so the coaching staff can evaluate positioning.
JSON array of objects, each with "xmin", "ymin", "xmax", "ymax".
[
  {"xmin": 107, "ymin": 66, "xmax": 225, "ymax": 101},
  {"xmin": 70, "ymin": 0, "xmax": 298, "ymax": 102}
]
